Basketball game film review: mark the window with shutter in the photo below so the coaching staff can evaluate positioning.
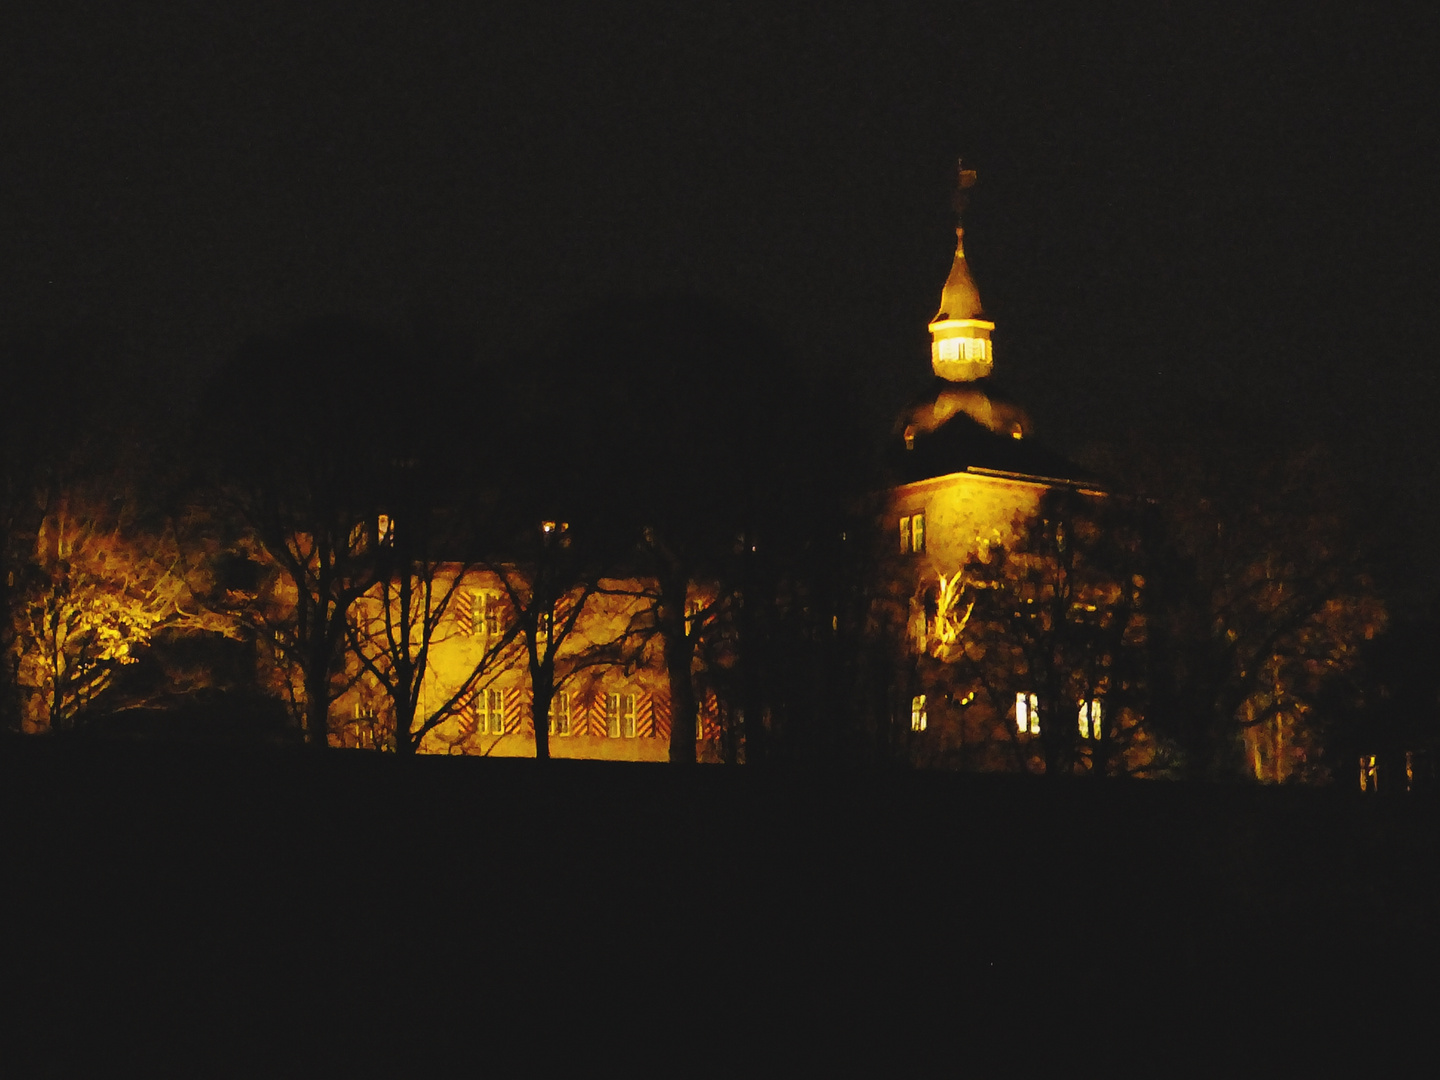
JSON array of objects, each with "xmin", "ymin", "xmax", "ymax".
[
  {"xmin": 605, "ymin": 692, "xmax": 637, "ymax": 738},
  {"xmin": 549, "ymin": 692, "xmax": 570, "ymax": 736}
]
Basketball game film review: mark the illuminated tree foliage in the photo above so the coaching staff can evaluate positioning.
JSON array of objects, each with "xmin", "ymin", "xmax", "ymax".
[{"xmin": 11, "ymin": 490, "xmax": 233, "ymax": 732}]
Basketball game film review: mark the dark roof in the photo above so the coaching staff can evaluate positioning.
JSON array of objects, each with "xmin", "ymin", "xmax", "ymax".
[{"xmin": 886, "ymin": 379, "xmax": 1100, "ymax": 488}]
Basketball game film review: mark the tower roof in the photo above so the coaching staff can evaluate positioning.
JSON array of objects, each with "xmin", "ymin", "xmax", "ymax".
[{"xmin": 932, "ymin": 163, "xmax": 984, "ymax": 322}]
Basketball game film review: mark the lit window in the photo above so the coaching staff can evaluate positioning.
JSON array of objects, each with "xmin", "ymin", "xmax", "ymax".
[
  {"xmin": 1360, "ymin": 754, "xmax": 1378, "ymax": 792},
  {"xmin": 474, "ymin": 688, "xmax": 505, "ymax": 735},
  {"xmin": 911, "ymin": 694, "xmax": 927, "ymax": 732},
  {"xmin": 1016, "ymin": 692, "xmax": 1040, "ymax": 735},
  {"xmin": 912, "ymin": 513, "xmax": 925, "ymax": 554},
  {"xmin": 377, "ymin": 514, "xmax": 393, "ymax": 544},
  {"xmin": 472, "ymin": 591, "xmax": 503, "ymax": 638},
  {"xmin": 549, "ymin": 692, "xmax": 570, "ymax": 736},
  {"xmin": 1078, "ymin": 699, "xmax": 1104, "ymax": 740},
  {"xmin": 938, "ymin": 338, "xmax": 961, "ymax": 362},
  {"xmin": 606, "ymin": 692, "xmax": 637, "ymax": 738},
  {"xmin": 899, "ymin": 516, "xmax": 911, "ymax": 554}
]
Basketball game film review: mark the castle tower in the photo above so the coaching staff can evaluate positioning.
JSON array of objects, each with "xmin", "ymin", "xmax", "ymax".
[{"xmin": 929, "ymin": 162, "xmax": 996, "ymax": 382}]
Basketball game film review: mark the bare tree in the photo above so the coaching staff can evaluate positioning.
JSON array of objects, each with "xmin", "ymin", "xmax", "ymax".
[
  {"xmin": 345, "ymin": 504, "xmax": 524, "ymax": 756},
  {"xmin": 201, "ymin": 319, "xmax": 404, "ymax": 748},
  {"xmin": 480, "ymin": 519, "xmax": 635, "ymax": 760},
  {"xmin": 923, "ymin": 487, "xmax": 1152, "ymax": 776}
]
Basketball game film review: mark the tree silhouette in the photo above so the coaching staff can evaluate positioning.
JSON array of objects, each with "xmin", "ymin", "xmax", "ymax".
[
  {"xmin": 1086, "ymin": 421, "xmax": 1387, "ymax": 782},
  {"xmin": 529, "ymin": 296, "xmax": 823, "ymax": 764},
  {"xmin": 201, "ymin": 318, "xmax": 406, "ymax": 747}
]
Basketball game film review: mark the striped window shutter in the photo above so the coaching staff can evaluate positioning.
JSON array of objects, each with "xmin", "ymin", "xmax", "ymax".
[
  {"xmin": 455, "ymin": 591, "xmax": 475, "ymax": 637},
  {"xmin": 651, "ymin": 693, "xmax": 672, "ymax": 740}
]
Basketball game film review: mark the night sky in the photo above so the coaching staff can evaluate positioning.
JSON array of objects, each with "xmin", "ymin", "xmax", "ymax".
[{"xmin": 5, "ymin": 3, "xmax": 1439, "ymax": 589}]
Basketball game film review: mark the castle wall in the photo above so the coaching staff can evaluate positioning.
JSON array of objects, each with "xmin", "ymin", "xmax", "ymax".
[{"xmin": 335, "ymin": 569, "xmax": 727, "ymax": 761}]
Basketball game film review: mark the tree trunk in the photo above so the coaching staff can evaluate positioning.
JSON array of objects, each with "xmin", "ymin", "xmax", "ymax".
[
  {"xmin": 305, "ymin": 676, "xmax": 330, "ymax": 748},
  {"xmin": 666, "ymin": 628, "xmax": 698, "ymax": 765},
  {"xmin": 532, "ymin": 676, "xmax": 552, "ymax": 762}
]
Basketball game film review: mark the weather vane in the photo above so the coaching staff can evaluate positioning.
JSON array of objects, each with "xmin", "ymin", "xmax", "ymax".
[{"xmin": 953, "ymin": 158, "xmax": 978, "ymax": 219}]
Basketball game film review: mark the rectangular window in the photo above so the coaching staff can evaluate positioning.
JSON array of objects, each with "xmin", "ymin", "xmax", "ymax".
[
  {"xmin": 911, "ymin": 512, "xmax": 925, "ymax": 554},
  {"xmin": 1078, "ymin": 699, "xmax": 1104, "ymax": 740},
  {"xmin": 1016, "ymin": 692, "xmax": 1040, "ymax": 736},
  {"xmin": 938, "ymin": 338, "xmax": 961, "ymax": 362},
  {"xmin": 476, "ymin": 688, "xmax": 505, "ymax": 735},
  {"xmin": 473, "ymin": 591, "xmax": 503, "ymax": 639},
  {"xmin": 605, "ymin": 692, "xmax": 637, "ymax": 738},
  {"xmin": 911, "ymin": 694, "xmax": 927, "ymax": 732},
  {"xmin": 1360, "ymin": 753, "xmax": 1378, "ymax": 792},
  {"xmin": 899, "ymin": 516, "xmax": 911, "ymax": 554},
  {"xmin": 549, "ymin": 691, "xmax": 570, "ymax": 736}
]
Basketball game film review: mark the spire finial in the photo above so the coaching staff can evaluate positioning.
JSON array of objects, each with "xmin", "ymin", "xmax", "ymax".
[{"xmin": 953, "ymin": 159, "xmax": 978, "ymax": 220}]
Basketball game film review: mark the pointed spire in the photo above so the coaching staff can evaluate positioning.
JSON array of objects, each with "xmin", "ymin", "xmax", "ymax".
[
  {"xmin": 933, "ymin": 161, "xmax": 984, "ymax": 322},
  {"xmin": 929, "ymin": 160, "xmax": 995, "ymax": 381}
]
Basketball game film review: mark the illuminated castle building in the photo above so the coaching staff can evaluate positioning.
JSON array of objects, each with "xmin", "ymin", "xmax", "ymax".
[
  {"xmin": 882, "ymin": 164, "xmax": 1135, "ymax": 773},
  {"xmin": 331, "ymin": 163, "xmax": 1122, "ymax": 768}
]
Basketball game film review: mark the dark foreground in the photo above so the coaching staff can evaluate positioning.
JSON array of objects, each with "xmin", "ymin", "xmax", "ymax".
[{"xmin": 3, "ymin": 739, "xmax": 1436, "ymax": 1074}]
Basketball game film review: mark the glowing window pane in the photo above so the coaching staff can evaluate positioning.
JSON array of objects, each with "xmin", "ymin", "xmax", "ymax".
[
  {"xmin": 474, "ymin": 591, "xmax": 503, "ymax": 638},
  {"xmin": 1016, "ymin": 692, "xmax": 1039, "ymax": 735},
  {"xmin": 899, "ymin": 516, "xmax": 911, "ymax": 554},
  {"xmin": 606, "ymin": 692, "xmax": 637, "ymax": 738},
  {"xmin": 549, "ymin": 692, "xmax": 570, "ymax": 736},
  {"xmin": 1360, "ymin": 754, "xmax": 1378, "ymax": 792},
  {"xmin": 912, "ymin": 513, "xmax": 926, "ymax": 554},
  {"xmin": 938, "ymin": 338, "xmax": 961, "ymax": 362},
  {"xmin": 475, "ymin": 688, "xmax": 505, "ymax": 735},
  {"xmin": 911, "ymin": 694, "xmax": 927, "ymax": 732},
  {"xmin": 1078, "ymin": 699, "xmax": 1104, "ymax": 740}
]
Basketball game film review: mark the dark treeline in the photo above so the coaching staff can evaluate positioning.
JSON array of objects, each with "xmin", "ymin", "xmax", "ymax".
[{"xmin": 0, "ymin": 305, "xmax": 1429, "ymax": 783}]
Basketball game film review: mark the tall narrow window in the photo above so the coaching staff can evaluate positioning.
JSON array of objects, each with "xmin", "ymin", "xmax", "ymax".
[
  {"xmin": 911, "ymin": 694, "xmax": 928, "ymax": 732},
  {"xmin": 1016, "ymin": 692, "xmax": 1040, "ymax": 735},
  {"xmin": 899, "ymin": 516, "xmax": 912, "ymax": 554},
  {"xmin": 605, "ymin": 692, "xmax": 637, "ymax": 738},
  {"xmin": 476, "ymin": 688, "xmax": 505, "ymax": 735},
  {"xmin": 912, "ymin": 513, "xmax": 926, "ymax": 554},
  {"xmin": 1078, "ymin": 699, "xmax": 1104, "ymax": 740},
  {"xmin": 549, "ymin": 691, "xmax": 570, "ymax": 736},
  {"xmin": 622, "ymin": 693, "xmax": 637, "ymax": 738},
  {"xmin": 1360, "ymin": 754, "xmax": 1378, "ymax": 792}
]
